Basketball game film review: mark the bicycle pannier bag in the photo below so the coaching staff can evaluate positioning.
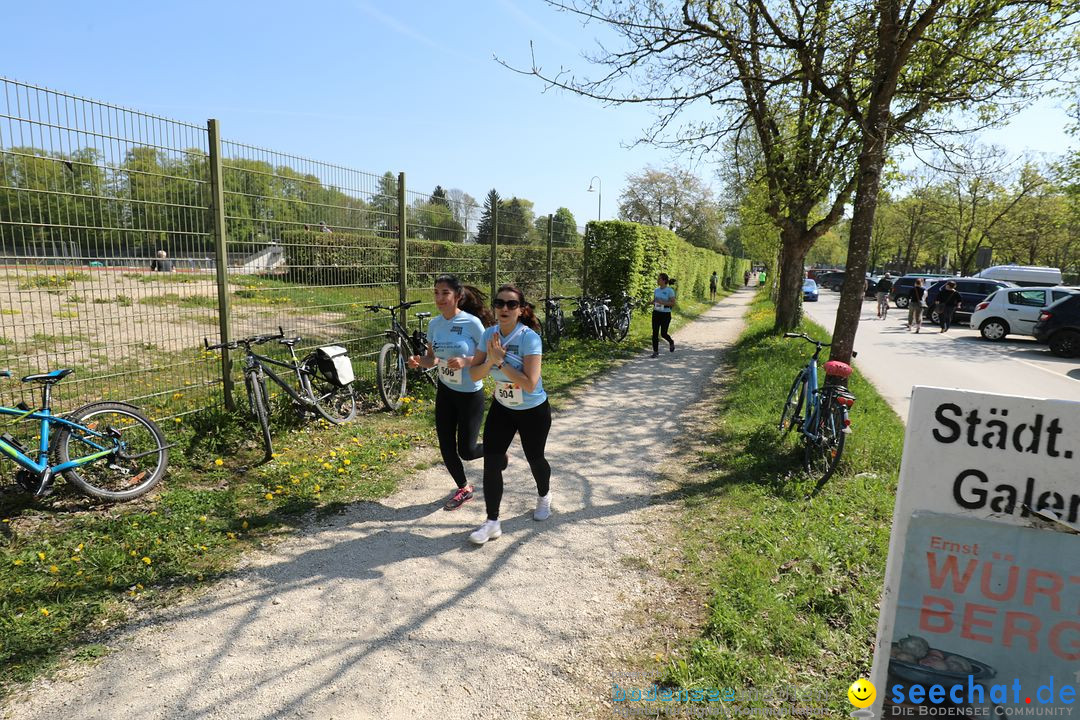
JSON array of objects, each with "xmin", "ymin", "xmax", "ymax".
[{"xmin": 315, "ymin": 345, "xmax": 355, "ymax": 387}]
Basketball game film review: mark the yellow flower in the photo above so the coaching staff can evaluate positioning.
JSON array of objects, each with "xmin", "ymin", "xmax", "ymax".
[
  {"xmin": 142, "ymin": 557, "xmax": 152, "ymax": 565},
  {"xmin": 129, "ymin": 550, "xmax": 136, "ymax": 557},
  {"xmin": 241, "ymin": 520, "xmax": 249, "ymax": 529},
  {"xmin": 40, "ymin": 608, "xmax": 50, "ymax": 616},
  {"xmin": 329, "ymin": 451, "xmax": 336, "ymax": 458},
  {"xmin": 343, "ymin": 459, "xmax": 351, "ymax": 466},
  {"xmin": 49, "ymin": 565, "xmax": 59, "ymax": 573},
  {"xmin": 264, "ymin": 493, "xmax": 274, "ymax": 500},
  {"xmin": 199, "ymin": 515, "xmax": 207, "ymax": 523},
  {"xmin": 214, "ymin": 458, "xmax": 224, "ymax": 466},
  {"xmin": 13, "ymin": 559, "xmax": 23, "ymax": 566},
  {"xmin": 226, "ymin": 532, "xmax": 236, "ymax": 540},
  {"xmin": 37, "ymin": 552, "xmax": 46, "ymax": 561},
  {"xmin": 75, "ymin": 543, "xmax": 83, "ymax": 552},
  {"xmin": 313, "ymin": 485, "xmax": 321, "ymax": 493},
  {"xmin": 322, "ymin": 462, "xmax": 332, "ymax": 470}
]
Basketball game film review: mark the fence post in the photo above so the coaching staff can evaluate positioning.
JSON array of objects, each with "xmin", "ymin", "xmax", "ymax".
[
  {"xmin": 207, "ymin": 119, "xmax": 234, "ymax": 411},
  {"xmin": 397, "ymin": 171, "xmax": 407, "ymax": 325},
  {"xmin": 545, "ymin": 213, "xmax": 553, "ymax": 309},
  {"xmin": 490, "ymin": 204, "xmax": 498, "ymax": 302}
]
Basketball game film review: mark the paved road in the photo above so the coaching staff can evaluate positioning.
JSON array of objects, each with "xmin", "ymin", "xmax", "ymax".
[{"xmin": 802, "ymin": 291, "xmax": 1080, "ymax": 423}]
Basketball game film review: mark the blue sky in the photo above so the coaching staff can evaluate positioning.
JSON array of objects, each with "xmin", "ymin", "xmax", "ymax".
[{"xmin": 2, "ymin": 0, "xmax": 1074, "ymax": 228}]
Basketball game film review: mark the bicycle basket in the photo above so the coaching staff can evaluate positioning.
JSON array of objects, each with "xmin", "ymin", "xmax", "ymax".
[{"xmin": 315, "ymin": 345, "xmax": 355, "ymax": 387}]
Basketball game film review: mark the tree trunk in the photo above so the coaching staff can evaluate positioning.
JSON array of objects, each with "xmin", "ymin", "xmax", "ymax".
[
  {"xmin": 831, "ymin": 126, "xmax": 889, "ymax": 368},
  {"xmin": 773, "ymin": 228, "xmax": 812, "ymax": 332}
]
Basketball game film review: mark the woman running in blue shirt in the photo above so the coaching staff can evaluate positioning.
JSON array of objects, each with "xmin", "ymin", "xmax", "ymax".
[
  {"xmin": 651, "ymin": 273, "xmax": 676, "ymax": 357},
  {"xmin": 466, "ymin": 284, "xmax": 551, "ymax": 545},
  {"xmin": 408, "ymin": 274, "xmax": 494, "ymax": 510}
]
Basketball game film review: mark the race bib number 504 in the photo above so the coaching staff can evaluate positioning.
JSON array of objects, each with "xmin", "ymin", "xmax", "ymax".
[{"xmin": 495, "ymin": 381, "xmax": 523, "ymax": 407}]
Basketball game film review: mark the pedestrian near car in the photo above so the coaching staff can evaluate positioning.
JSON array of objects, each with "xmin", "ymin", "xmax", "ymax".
[
  {"xmin": 710, "ymin": 271, "xmax": 719, "ymax": 300},
  {"xmin": 467, "ymin": 285, "xmax": 552, "ymax": 545},
  {"xmin": 876, "ymin": 273, "xmax": 894, "ymax": 319},
  {"xmin": 651, "ymin": 273, "xmax": 676, "ymax": 357},
  {"xmin": 906, "ymin": 278, "xmax": 925, "ymax": 333},
  {"xmin": 935, "ymin": 280, "xmax": 962, "ymax": 333},
  {"xmin": 407, "ymin": 274, "xmax": 494, "ymax": 511}
]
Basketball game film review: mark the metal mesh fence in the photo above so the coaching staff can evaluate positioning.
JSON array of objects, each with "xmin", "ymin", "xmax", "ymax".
[
  {"xmin": 0, "ymin": 77, "xmax": 589, "ymax": 420},
  {"xmin": 219, "ymin": 142, "xmax": 401, "ymax": 390},
  {"xmin": 0, "ymin": 78, "xmax": 218, "ymax": 417}
]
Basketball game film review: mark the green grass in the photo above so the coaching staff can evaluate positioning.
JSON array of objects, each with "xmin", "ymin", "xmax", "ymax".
[
  {"xmin": 0, "ymin": 290, "xmax": 722, "ymax": 697},
  {"xmin": 16, "ymin": 272, "xmax": 90, "ymax": 290},
  {"xmin": 637, "ymin": 293, "xmax": 902, "ymax": 715}
]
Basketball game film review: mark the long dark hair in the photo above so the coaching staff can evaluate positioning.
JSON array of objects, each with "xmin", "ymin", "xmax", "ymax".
[
  {"xmin": 495, "ymin": 284, "xmax": 541, "ymax": 333},
  {"xmin": 434, "ymin": 274, "xmax": 494, "ymax": 326}
]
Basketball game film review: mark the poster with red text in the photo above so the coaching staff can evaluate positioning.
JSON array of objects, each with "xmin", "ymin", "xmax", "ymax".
[{"xmin": 870, "ymin": 387, "xmax": 1080, "ymax": 717}]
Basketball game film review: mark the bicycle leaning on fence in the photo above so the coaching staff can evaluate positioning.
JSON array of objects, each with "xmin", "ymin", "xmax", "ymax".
[
  {"xmin": 0, "ymin": 368, "xmax": 170, "ymax": 501},
  {"xmin": 777, "ymin": 333, "xmax": 856, "ymax": 494},
  {"xmin": 540, "ymin": 295, "xmax": 569, "ymax": 350},
  {"xmin": 367, "ymin": 300, "xmax": 437, "ymax": 411},
  {"xmin": 205, "ymin": 329, "xmax": 357, "ymax": 460}
]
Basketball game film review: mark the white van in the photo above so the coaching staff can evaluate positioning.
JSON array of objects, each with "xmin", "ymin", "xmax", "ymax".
[{"xmin": 974, "ymin": 265, "xmax": 1062, "ymax": 287}]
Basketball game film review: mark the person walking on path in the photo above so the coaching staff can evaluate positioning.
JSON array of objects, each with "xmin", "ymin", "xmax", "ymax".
[
  {"xmin": 651, "ymin": 273, "xmax": 676, "ymax": 358},
  {"xmin": 876, "ymin": 273, "xmax": 894, "ymax": 319},
  {"xmin": 935, "ymin": 280, "xmax": 963, "ymax": 333},
  {"xmin": 743, "ymin": 270, "xmax": 751, "ymax": 286},
  {"xmin": 710, "ymin": 271, "xmax": 719, "ymax": 300},
  {"xmin": 407, "ymin": 274, "xmax": 494, "ymax": 510},
  {"xmin": 906, "ymin": 278, "xmax": 926, "ymax": 332},
  {"xmin": 467, "ymin": 285, "xmax": 551, "ymax": 545}
]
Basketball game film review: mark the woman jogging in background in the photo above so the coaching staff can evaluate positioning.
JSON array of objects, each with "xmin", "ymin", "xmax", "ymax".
[
  {"xmin": 467, "ymin": 285, "xmax": 551, "ymax": 545},
  {"xmin": 651, "ymin": 273, "xmax": 676, "ymax": 358},
  {"xmin": 408, "ymin": 274, "xmax": 493, "ymax": 511},
  {"xmin": 907, "ymin": 278, "xmax": 925, "ymax": 332}
]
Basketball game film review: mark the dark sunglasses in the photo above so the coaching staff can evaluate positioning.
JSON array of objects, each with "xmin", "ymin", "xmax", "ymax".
[{"xmin": 493, "ymin": 299, "xmax": 521, "ymax": 309}]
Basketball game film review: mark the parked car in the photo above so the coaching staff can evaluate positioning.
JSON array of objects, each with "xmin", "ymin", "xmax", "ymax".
[
  {"xmin": 807, "ymin": 268, "xmax": 842, "ymax": 281},
  {"xmin": 924, "ymin": 278, "xmax": 1016, "ymax": 325},
  {"xmin": 816, "ymin": 271, "xmax": 846, "ymax": 292},
  {"xmin": 974, "ymin": 265, "xmax": 1062, "ymax": 287},
  {"xmin": 889, "ymin": 274, "xmax": 952, "ymax": 308},
  {"xmin": 802, "ymin": 278, "xmax": 819, "ymax": 302},
  {"xmin": 1033, "ymin": 293, "xmax": 1080, "ymax": 357},
  {"xmin": 970, "ymin": 286, "xmax": 1080, "ymax": 341}
]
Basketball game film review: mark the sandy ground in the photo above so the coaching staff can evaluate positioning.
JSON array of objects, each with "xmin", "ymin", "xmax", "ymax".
[{"xmin": 1, "ymin": 290, "xmax": 754, "ymax": 720}]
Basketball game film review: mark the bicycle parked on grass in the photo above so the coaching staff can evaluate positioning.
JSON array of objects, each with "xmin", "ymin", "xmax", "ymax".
[
  {"xmin": 777, "ymin": 333, "xmax": 856, "ymax": 494},
  {"xmin": 0, "ymin": 368, "xmax": 169, "ymax": 501},
  {"xmin": 540, "ymin": 295, "xmax": 569, "ymax": 350},
  {"xmin": 205, "ymin": 329, "xmax": 357, "ymax": 460},
  {"xmin": 367, "ymin": 300, "xmax": 436, "ymax": 411}
]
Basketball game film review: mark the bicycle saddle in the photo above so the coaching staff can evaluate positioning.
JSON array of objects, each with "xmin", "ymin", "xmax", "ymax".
[
  {"xmin": 414, "ymin": 312, "xmax": 431, "ymax": 319},
  {"xmin": 21, "ymin": 368, "xmax": 74, "ymax": 383},
  {"xmin": 278, "ymin": 336, "xmax": 302, "ymax": 347}
]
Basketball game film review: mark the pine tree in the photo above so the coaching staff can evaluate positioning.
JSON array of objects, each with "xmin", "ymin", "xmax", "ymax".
[
  {"xmin": 475, "ymin": 188, "xmax": 500, "ymax": 244},
  {"xmin": 429, "ymin": 185, "xmax": 450, "ymax": 207}
]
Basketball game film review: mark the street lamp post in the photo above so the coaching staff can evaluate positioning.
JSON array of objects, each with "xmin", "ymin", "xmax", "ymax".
[{"xmin": 587, "ymin": 176, "xmax": 602, "ymax": 221}]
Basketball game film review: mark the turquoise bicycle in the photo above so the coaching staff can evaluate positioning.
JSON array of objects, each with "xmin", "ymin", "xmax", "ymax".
[
  {"xmin": 777, "ymin": 333, "xmax": 856, "ymax": 493},
  {"xmin": 0, "ymin": 368, "xmax": 169, "ymax": 501}
]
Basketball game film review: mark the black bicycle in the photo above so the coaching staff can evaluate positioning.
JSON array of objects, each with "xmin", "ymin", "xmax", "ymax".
[
  {"xmin": 205, "ymin": 328, "xmax": 357, "ymax": 460},
  {"xmin": 367, "ymin": 301, "xmax": 436, "ymax": 411},
  {"xmin": 607, "ymin": 294, "xmax": 636, "ymax": 342},
  {"xmin": 540, "ymin": 295, "xmax": 569, "ymax": 350}
]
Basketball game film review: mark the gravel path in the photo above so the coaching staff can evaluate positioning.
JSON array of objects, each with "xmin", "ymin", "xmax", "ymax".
[{"xmin": 3, "ymin": 290, "xmax": 753, "ymax": 720}]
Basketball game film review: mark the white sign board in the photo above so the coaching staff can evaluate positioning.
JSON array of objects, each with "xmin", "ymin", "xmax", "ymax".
[{"xmin": 870, "ymin": 386, "xmax": 1080, "ymax": 716}]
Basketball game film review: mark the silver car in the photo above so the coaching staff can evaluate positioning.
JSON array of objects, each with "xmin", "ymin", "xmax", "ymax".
[{"xmin": 970, "ymin": 286, "xmax": 1080, "ymax": 341}]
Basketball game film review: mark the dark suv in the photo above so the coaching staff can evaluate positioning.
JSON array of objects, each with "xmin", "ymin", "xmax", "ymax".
[
  {"xmin": 1033, "ymin": 293, "xmax": 1080, "ymax": 357},
  {"xmin": 889, "ymin": 274, "xmax": 952, "ymax": 308},
  {"xmin": 923, "ymin": 278, "xmax": 1016, "ymax": 325},
  {"xmin": 816, "ymin": 271, "xmax": 846, "ymax": 292}
]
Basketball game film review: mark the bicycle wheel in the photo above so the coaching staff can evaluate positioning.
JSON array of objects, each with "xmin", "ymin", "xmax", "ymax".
[
  {"xmin": 377, "ymin": 341, "xmax": 407, "ymax": 410},
  {"xmin": 804, "ymin": 396, "xmax": 847, "ymax": 490},
  {"xmin": 610, "ymin": 308, "xmax": 631, "ymax": 342},
  {"xmin": 778, "ymin": 372, "xmax": 806, "ymax": 434},
  {"xmin": 245, "ymin": 373, "xmax": 273, "ymax": 459},
  {"xmin": 55, "ymin": 402, "xmax": 168, "ymax": 501},
  {"xmin": 300, "ymin": 356, "xmax": 357, "ymax": 424}
]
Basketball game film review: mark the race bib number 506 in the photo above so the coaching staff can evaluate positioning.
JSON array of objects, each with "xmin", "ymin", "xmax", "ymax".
[{"xmin": 438, "ymin": 362, "xmax": 462, "ymax": 386}]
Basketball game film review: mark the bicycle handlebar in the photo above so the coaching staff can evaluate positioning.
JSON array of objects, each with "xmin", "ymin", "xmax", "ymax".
[
  {"xmin": 204, "ymin": 329, "xmax": 285, "ymax": 352},
  {"xmin": 783, "ymin": 332, "xmax": 857, "ymax": 358},
  {"xmin": 365, "ymin": 300, "xmax": 422, "ymax": 313}
]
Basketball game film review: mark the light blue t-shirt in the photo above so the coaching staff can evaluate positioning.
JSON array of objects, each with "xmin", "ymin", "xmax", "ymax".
[
  {"xmin": 653, "ymin": 286, "xmax": 676, "ymax": 313},
  {"xmin": 427, "ymin": 311, "xmax": 486, "ymax": 393},
  {"xmin": 481, "ymin": 323, "xmax": 547, "ymax": 410}
]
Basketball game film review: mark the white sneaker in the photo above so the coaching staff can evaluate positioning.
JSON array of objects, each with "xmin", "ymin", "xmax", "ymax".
[
  {"xmin": 469, "ymin": 519, "xmax": 502, "ymax": 545},
  {"xmin": 534, "ymin": 494, "xmax": 552, "ymax": 521}
]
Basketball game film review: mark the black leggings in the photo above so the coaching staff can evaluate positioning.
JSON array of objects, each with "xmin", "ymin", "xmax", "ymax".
[
  {"xmin": 652, "ymin": 311, "xmax": 674, "ymax": 352},
  {"xmin": 435, "ymin": 382, "xmax": 485, "ymax": 489},
  {"xmin": 481, "ymin": 399, "xmax": 551, "ymax": 521}
]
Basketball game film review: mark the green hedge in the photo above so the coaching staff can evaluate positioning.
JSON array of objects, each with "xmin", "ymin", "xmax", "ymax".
[{"xmin": 583, "ymin": 221, "xmax": 749, "ymax": 304}]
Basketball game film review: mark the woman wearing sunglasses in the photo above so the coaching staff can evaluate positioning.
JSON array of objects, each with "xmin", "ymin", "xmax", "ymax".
[
  {"xmin": 407, "ymin": 274, "xmax": 494, "ymax": 511},
  {"xmin": 467, "ymin": 285, "xmax": 551, "ymax": 544}
]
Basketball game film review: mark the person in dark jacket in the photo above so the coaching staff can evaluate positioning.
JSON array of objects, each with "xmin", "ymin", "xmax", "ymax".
[
  {"xmin": 935, "ymin": 281, "xmax": 962, "ymax": 333},
  {"xmin": 906, "ymin": 278, "xmax": 926, "ymax": 332}
]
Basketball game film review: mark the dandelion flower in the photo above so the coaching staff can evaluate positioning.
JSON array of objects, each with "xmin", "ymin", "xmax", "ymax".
[
  {"xmin": 40, "ymin": 608, "xmax": 50, "ymax": 616},
  {"xmin": 13, "ymin": 559, "xmax": 23, "ymax": 566},
  {"xmin": 264, "ymin": 493, "xmax": 274, "ymax": 500},
  {"xmin": 142, "ymin": 557, "xmax": 152, "ymax": 565},
  {"xmin": 37, "ymin": 552, "xmax": 46, "ymax": 561},
  {"xmin": 313, "ymin": 485, "xmax": 321, "ymax": 493},
  {"xmin": 214, "ymin": 458, "xmax": 224, "ymax": 466},
  {"xmin": 343, "ymin": 459, "xmax": 351, "ymax": 466}
]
